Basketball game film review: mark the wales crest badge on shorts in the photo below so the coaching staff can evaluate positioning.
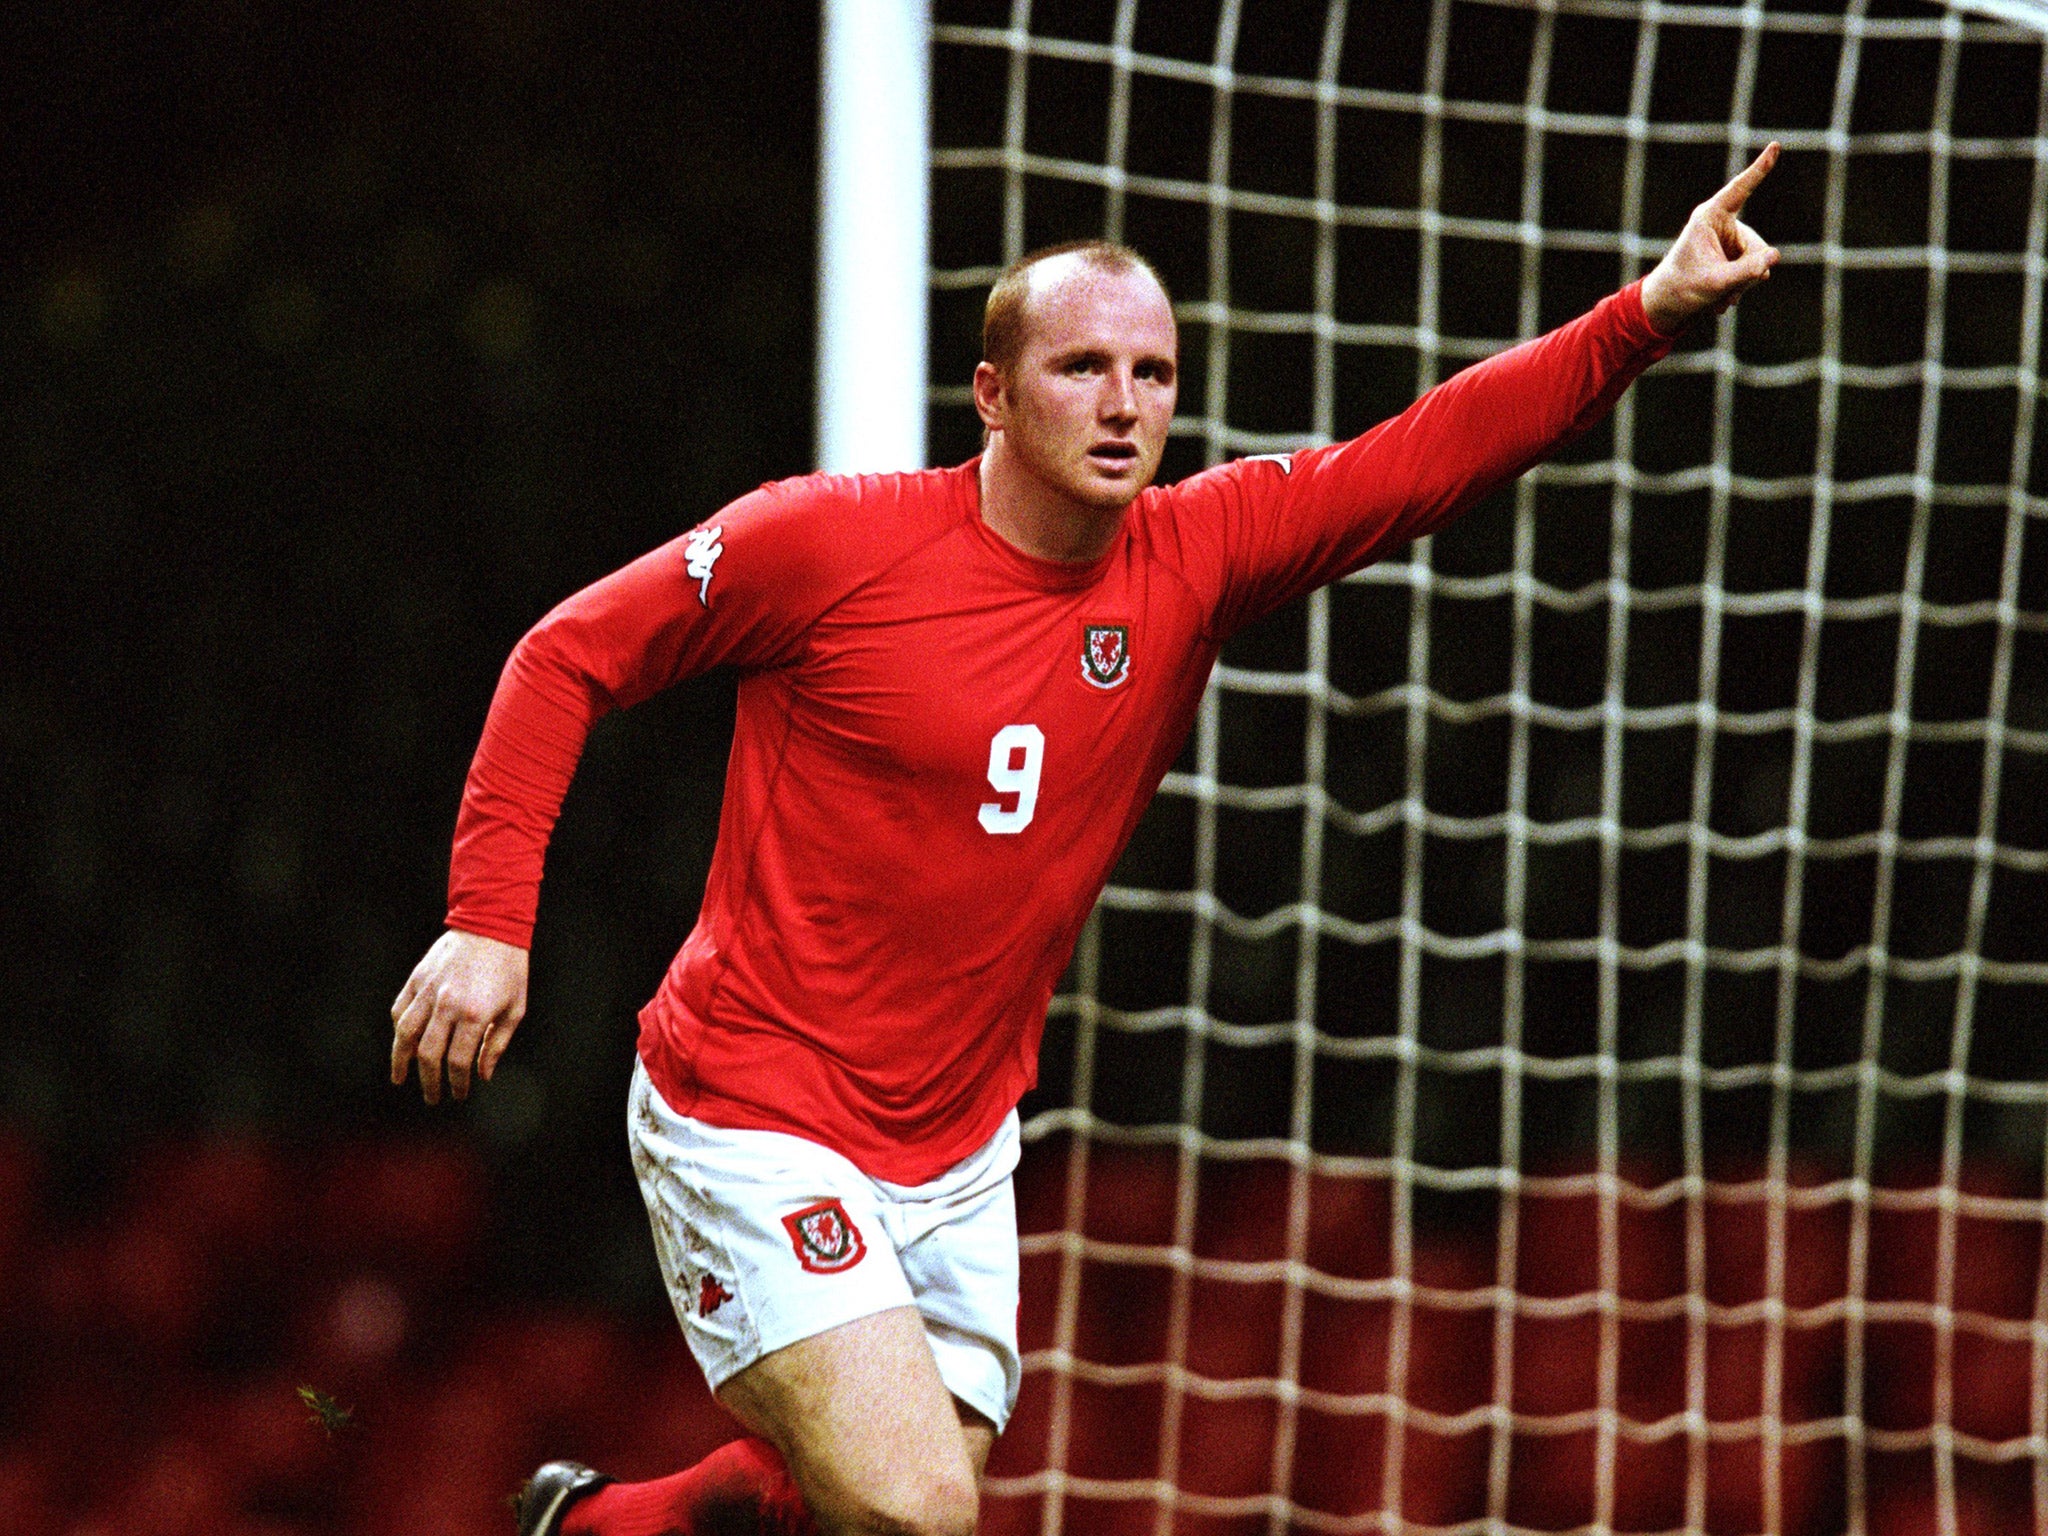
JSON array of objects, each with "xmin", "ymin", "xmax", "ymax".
[
  {"xmin": 1081, "ymin": 623, "xmax": 1132, "ymax": 690},
  {"xmin": 782, "ymin": 1197, "xmax": 868, "ymax": 1274}
]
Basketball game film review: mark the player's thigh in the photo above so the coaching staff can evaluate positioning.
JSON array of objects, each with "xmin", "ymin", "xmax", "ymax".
[
  {"xmin": 717, "ymin": 1304, "xmax": 980, "ymax": 1536},
  {"xmin": 956, "ymin": 1400, "xmax": 996, "ymax": 1478}
]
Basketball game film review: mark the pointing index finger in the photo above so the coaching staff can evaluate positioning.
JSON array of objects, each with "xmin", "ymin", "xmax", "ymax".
[{"xmin": 1712, "ymin": 141, "xmax": 1781, "ymax": 216}]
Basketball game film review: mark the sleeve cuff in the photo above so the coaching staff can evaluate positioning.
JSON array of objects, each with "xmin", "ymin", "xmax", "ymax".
[
  {"xmin": 1622, "ymin": 278, "xmax": 1682, "ymax": 344},
  {"xmin": 442, "ymin": 913, "xmax": 535, "ymax": 951}
]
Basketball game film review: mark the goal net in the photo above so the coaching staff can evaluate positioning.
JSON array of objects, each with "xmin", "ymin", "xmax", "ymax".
[{"xmin": 924, "ymin": 1, "xmax": 2048, "ymax": 1532}]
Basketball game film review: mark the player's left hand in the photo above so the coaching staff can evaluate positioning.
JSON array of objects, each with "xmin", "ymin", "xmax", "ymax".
[{"xmin": 1640, "ymin": 142, "xmax": 1781, "ymax": 336}]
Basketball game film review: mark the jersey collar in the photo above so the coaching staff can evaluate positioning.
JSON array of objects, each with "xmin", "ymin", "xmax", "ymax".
[{"xmin": 957, "ymin": 456, "xmax": 1126, "ymax": 593}]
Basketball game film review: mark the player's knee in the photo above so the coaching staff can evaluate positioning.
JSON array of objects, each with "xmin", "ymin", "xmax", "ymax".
[{"xmin": 838, "ymin": 1462, "xmax": 977, "ymax": 1536}]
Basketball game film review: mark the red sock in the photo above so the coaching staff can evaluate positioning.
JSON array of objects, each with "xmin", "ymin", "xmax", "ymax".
[{"xmin": 561, "ymin": 1437, "xmax": 814, "ymax": 1536}]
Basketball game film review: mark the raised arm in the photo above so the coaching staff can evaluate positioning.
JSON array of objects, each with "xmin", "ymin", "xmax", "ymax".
[{"xmin": 1166, "ymin": 147, "xmax": 1782, "ymax": 637}]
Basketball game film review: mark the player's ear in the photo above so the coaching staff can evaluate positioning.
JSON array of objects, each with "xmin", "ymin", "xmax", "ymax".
[{"xmin": 973, "ymin": 360, "xmax": 1007, "ymax": 430}]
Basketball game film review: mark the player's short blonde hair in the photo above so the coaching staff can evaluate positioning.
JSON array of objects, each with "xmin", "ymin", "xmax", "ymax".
[{"xmin": 981, "ymin": 240, "xmax": 1172, "ymax": 374}]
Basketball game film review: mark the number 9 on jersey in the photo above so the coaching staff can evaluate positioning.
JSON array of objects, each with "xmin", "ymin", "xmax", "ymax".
[{"xmin": 978, "ymin": 724, "xmax": 1044, "ymax": 834}]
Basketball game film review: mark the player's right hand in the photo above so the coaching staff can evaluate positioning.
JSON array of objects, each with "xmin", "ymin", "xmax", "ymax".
[{"xmin": 389, "ymin": 928, "xmax": 529, "ymax": 1105}]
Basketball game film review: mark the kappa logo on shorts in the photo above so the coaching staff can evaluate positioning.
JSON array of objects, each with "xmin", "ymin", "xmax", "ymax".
[
  {"xmin": 698, "ymin": 1273, "xmax": 733, "ymax": 1317},
  {"xmin": 781, "ymin": 1197, "xmax": 868, "ymax": 1274},
  {"xmin": 1081, "ymin": 623, "xmax": 1131, "ymax": 690}
]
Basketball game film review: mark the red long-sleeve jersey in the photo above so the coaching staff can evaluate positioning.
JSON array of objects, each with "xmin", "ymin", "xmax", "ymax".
[{"xmin": 447, "ymin": 284, "xmax": 1672, "ymax": 1182}]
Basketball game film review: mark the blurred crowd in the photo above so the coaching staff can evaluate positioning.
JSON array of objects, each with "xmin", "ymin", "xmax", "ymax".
[
  {"xmin": 998, "ymin": 1141, "xmax": 2043, "ymax": 1536},
  {"xmin": 3, "ymin": 1127, "xmax": 2035, "ymax": 1534},
  {"xmin": 0, "ymin": 1131, "xmax": 739, "ymax": 1535}
]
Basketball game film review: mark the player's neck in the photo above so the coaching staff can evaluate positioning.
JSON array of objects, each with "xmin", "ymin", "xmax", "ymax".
[{"xmin": 976, "ymin": 440, "xmax": 1129, "ymax": 565}]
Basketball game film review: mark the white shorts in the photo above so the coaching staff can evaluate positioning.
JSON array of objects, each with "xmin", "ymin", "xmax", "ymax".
[{"xmin": 628, "ymin": 1058, "xmax": 1023, "ymax": 1431}]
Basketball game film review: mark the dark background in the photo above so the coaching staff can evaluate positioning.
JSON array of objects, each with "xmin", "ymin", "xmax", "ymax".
[{"xmin": 5, "ymin": 1, "xmax": 821, "ymax": 1314}]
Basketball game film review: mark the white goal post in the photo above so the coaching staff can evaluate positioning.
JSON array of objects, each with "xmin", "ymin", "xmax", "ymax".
[
  {"xmin": 820, "ymin": 3, "xmax": 2048, "ymax": 1534},
  {"xmin": 817, "ymin": 0, "xmax": 933, "ymax": 474}
]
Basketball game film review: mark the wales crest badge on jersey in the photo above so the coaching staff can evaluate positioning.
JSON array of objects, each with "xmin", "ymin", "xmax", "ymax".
[
  {"xmin": 1082, "ymin": 623, "xmax": 1132, "ymax": 690},
  {"xmin": 781, "ymin": 1197, "xmax": 868, "ymax": 1274}
]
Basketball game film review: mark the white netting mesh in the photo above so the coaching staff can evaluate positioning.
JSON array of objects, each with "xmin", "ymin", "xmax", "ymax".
[{"xmin": 927, "ymin": 2, "xmax": 2048, "ymax": 1531}]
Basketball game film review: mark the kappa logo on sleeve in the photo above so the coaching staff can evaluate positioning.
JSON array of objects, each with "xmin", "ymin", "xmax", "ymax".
[
  {"xmin": 781, "ymin": 1197, "xmax": 868, "ymax": 1274},
  {"xmin": 684, "ymin": 523, "xmax": 724, "ymax": 606}
]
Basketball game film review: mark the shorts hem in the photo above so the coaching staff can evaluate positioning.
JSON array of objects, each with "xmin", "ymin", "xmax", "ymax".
[
  {"xmin": 941, "ymin": 1372, "xmax": 1011, "ymax": 1435},
  {"xmin": 690, "ymin": 1288, "xmax": 915, "ymax": 1395}
]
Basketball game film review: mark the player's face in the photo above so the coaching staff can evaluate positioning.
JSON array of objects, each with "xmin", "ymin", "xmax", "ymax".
[{"xmin": 983, "ymin": 259, "xmax": 1178, "ymax": 514}]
